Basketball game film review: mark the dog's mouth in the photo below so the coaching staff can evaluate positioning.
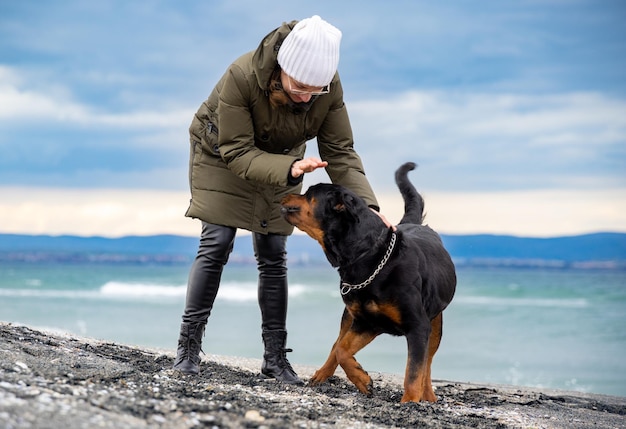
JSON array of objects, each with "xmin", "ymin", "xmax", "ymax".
[
  {"xmin": 280, "ymin": 195, "xmax": 303, "ymax": 224},
  {"xmin": 280, "ymin": 205, "xmax": 300, "ymax": 214},
  {"xmin": 280, "ymin": 205, "xmax": 300, "ymax": 225}
]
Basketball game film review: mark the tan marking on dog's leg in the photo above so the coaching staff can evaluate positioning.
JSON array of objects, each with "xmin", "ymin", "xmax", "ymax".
[
  {"xmin": 335, "ymin": 330, "xmax": 378, "ymax": 396},
  {"xmin": 401, "ymin": 359, "xmax": 427, "ymax": 403},
  {"xmin": 423, "ymin": 313, "xmax": 443, "ymax": 402},
  {"xmin": 310, "ymin": 308, "xmax": 353, "ymax": 385},
  {"xmin": 401, "ymin": 313, "xmax": 442, "ymax": 403}
]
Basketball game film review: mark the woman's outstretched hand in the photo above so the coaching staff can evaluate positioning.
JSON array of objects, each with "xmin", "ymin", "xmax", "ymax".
[{"xmin": 290, "ymin": 157, "xmax": 328, "ymax": 178}]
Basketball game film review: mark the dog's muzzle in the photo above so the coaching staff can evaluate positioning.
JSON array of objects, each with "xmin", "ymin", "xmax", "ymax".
[{"xmin": 280, "ymin": 206, "xmax": 300, "ymax": 215}]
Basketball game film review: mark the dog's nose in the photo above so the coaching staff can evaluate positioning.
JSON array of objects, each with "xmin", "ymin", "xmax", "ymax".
[{"xmin": 280, "ymin": 206, "xmax": 300, "ymax": 215}]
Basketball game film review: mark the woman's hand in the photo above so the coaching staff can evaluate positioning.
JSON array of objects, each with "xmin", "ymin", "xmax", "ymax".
[
  {"xmin": 290, "ymin": 157, "xmax": 328, "ymax": 178},
  {"xmin": 371, "ymin": 208, "xmax": 397, "ymax": 231}
]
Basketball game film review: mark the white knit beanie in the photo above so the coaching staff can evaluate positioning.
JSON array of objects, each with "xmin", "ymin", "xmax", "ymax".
[{"xmin": 277, "ymin": 15, "xmax": 342, "ymax": 87}]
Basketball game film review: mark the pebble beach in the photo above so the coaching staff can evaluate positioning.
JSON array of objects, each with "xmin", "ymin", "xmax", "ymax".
[{"xmin": 1, "ymin": 322, "xmax": 625, "ymax": 429}]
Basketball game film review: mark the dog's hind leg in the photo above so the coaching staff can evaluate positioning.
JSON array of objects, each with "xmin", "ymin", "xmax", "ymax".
[
  {"xmin": 401, "ymin": 312, "xmax": 442, "ymax": 402},
  {"xmin": 401, "ymin": 313, "xmax": 434, "ymax": 403},
  {"xmin": 422, "ymin": 312, "xmax": 443, "ymax": 402}
]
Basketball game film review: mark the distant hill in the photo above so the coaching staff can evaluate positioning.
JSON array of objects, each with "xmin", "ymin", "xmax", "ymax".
[
  {"xmin": 0, "ymin": 234, "xmax": 199, "ymax": 255},
  {"xmin": 441, "ymin": 233, "xmax": 626, "ymax": 267},
  {"xmin": 0, "ymin": 232, "xmax": 624, "ymax": 269}
]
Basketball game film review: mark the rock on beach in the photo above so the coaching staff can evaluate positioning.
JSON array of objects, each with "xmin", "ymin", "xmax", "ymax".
[{"xmin": 1, "ymin": 322, "xmax": 624, "ymax": 429}]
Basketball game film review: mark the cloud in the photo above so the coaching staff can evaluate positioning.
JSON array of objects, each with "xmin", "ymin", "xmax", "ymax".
[
  {"xmin": 349, "ymin": 90, "xmax": 626, "ymax": 192},
  {"xmin": 0, "ymin": 66, "xmax": 193, "ymax": 130},
  {"xmin": 1, "ymin": 1, "xmax": 624, "ymax": 236},
  {"xmin": 0, "ymin": 187, "xmax": 197, "ymax": 238},
  {"xmin": 2, "ymin": 62, "xmax": 625, "ymax": 197},
  {"xmin": 0, "ymin": 66, "xmax": 84, "ymax": 122},
  {"xmin": 0, "ymin": 186, "xmax": 623, "ymax": 238},
  {"xmin": 379, "ymin": 188, "xmax": 626, "ymax": 237}
]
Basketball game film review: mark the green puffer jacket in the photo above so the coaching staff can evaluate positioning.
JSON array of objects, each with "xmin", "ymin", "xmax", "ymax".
[{"xmin": 185, "ymin": 20, "xmax": 378, "ymax": 235}]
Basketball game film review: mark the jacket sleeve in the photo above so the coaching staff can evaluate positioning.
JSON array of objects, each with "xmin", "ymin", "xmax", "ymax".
[
  {"xmin": 216, "ymin": 64, "xmax": 296, "ymax": 187},
  {"xmin": 316, "ymin": 80, "xmax": 379, "ymax": 210}
]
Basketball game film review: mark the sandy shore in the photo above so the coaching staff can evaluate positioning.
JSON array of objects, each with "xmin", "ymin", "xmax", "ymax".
[{"xmin": 1, "ymin": 322, "xmax": 624, "ymax": 428}]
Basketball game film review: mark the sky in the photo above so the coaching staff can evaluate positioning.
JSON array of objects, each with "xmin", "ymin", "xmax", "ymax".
[{"xmin": 1, "ymin": 0, "xmax": 625, "ymax": 238}]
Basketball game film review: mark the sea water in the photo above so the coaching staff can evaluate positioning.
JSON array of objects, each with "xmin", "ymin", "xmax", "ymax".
[{"xmin": 1, "ymin": 261, "xmax": 624, "ymax": 397}]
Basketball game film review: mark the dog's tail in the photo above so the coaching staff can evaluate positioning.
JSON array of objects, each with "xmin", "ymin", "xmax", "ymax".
[{"xmin": 395, "ymin": 162, "xmax": 424, "ymax": 225}]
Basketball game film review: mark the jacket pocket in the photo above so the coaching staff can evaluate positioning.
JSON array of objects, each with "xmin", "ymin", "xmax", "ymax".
[{"xmin": 188, "ymin": 140, "xmax": 201, "ymax": 190}]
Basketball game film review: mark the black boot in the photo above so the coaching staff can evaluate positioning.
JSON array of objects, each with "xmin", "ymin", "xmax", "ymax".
[
  {"xmin": 174, "ymin": 223, "xmax": 236, "ymax": 375},
  {"xmin": 173, "ymin": 322, "xmax": 205, "ymax": 374},
  {"xmin": 254, "ymin": 233, "xmax": 302, "ymax": 385},
  {"xmin": 261, "ymin": 329, "xmax": 303, "ymax": 385}
]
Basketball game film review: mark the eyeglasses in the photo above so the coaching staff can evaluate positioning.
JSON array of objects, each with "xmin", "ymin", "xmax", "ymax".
[{"xmin": 284, "ymin": 74, "xmax": 330, "ymax": 96}]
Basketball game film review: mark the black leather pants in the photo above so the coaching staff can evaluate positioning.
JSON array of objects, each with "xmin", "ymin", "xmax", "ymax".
[
  {"xmin": 181, "ymin": 222, "xmax": 289, "ymax": 332},
  {"xmin": 182, "ymin": 222, "xmax": 236, "ymax": 324},
  {"xmin": 253, "ymin": 231, "xmax": 288, "ymax": 331}
]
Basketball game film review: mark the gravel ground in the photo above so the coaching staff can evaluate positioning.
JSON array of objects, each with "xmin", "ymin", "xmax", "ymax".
[{"xmin": 1, "ymin": 322, "xmax": 624, "ymax": 429}]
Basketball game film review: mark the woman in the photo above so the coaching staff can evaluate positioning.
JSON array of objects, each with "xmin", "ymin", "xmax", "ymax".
[{"xmin": 174, "ymin": 15, "xmax": 381, "ymax": 384}]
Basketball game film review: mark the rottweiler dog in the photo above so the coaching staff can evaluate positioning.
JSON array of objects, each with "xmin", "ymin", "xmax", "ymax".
[{"xmin": 281, "ymin": 162, "xmax": 456, "ymax": 403}]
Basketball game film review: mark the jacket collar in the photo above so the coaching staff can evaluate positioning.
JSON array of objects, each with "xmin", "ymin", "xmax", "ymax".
[{"xmin": 251, "ymin": 20, "xmax": 298, "ymax": 91}]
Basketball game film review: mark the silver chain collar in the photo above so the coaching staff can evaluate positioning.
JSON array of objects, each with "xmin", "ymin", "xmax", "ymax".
[{"xmin": 340, "ymin": 232, "xmax": 397, "ymax": 296}]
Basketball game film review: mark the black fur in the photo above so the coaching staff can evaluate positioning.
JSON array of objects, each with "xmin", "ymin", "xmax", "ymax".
[{"xmin": 281, "ymin": 162, "xmax": 456, "ymax": 402}]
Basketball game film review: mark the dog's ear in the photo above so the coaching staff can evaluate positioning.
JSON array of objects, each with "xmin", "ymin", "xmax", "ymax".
[{"xmin": 332, "ymin": 190, "xmax": 359, "ymax": 223}]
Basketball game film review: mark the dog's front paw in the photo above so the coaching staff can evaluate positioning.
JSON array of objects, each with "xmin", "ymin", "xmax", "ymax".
[
  {"xmin": 400, "ymin": 388, "xmax": 437, "ymax": 403},
  {"xmin": 309, "ymin": 368, "xmax": 333, "ymax": 385},
  {"xmin": 363, "ymin": 377, "xmax": 374, "ymax": 397},
  {"xmin": 343, "ymin": 363, "xmax": 373, "ymax": 396},
  {"xmin": 353, "ymin": 374, "xmax": 374, "ymax": 396}
]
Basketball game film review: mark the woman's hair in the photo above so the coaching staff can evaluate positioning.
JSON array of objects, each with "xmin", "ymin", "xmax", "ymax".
[{"xmin": 268, "ymin": 67, "xmax": 290, "ymax": 108}]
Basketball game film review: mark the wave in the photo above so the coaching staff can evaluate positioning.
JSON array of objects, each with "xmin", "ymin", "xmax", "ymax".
[
  {"xmin": 2, "ymin": 283, "xmax": 589, "ymax": 308},
  {"xmin": 100, "ymin": 281, "xmax": 313, "ymax": 301},
  {"xmin": 0, "ymin": 288, "xmax": 98, "ymax": 299},
  {"xmin": 100, "ymin": 281, "xmax": 187, "ymax": 298},
  {"xmin": 456, "ymin": 296, "xmax": 589, "ymax": 308},
  {"xmin": 0, "ymin": 281, "xmax": 319, "ymax": 302}
]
